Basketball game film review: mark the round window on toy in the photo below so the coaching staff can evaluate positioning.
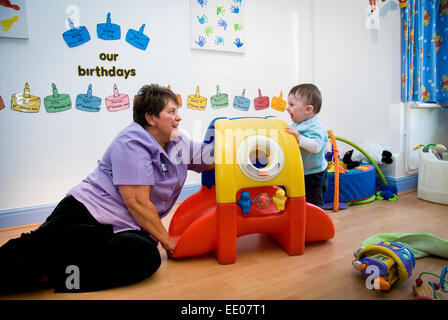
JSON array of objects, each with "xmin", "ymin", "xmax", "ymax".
[{"xmin": 237, "ymin": 135, "xmax": 285, "ymax": 182}]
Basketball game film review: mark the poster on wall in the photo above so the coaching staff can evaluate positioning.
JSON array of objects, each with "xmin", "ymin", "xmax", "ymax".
[
  {"xmin": 190, "ymin": 0, "xmax": 245, "ymax": 53},
  {"xmin": 0, "ymin": 0, "xmax": 29, "ymax": 39}
]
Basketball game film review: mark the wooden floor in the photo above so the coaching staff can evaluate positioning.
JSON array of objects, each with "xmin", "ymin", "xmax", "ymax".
[{"xmin": 0, "ymin": 191, "xmax": 447, "ymax": 300}]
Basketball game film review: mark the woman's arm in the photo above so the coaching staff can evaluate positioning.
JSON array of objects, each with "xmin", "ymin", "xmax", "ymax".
[{"xmin": 118, "ymin": 185, "xmax": 177, "ymax": 254}]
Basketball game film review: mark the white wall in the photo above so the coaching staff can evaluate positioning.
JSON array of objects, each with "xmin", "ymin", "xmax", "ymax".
[
  {"xmin": 312, "ymin": 0, "xmax": 448, "ymax": 178},
  {"xmin": 1, "ymin": 0, "xmax": 448, "ymax": 212},
  {"xmin": 0, "ymin": 0, "xmax": 312, "ymax": 210}
]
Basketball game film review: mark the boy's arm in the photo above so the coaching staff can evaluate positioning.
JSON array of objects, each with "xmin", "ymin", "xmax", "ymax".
[{"xmin": 285, "ymin": 126, "xmax": 322, "ymax": 154}]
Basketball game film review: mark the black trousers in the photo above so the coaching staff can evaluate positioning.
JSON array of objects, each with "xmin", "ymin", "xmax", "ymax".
[
  {"xmin": 304, "ymin": 170, "xmax": 328, "ymax": 209},
  {"xmin": 0, "ymin": 196, "xmax": 161, "ymax": 293}
]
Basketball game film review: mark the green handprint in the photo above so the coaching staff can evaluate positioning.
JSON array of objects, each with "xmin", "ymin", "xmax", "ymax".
[
  {"xmin": 217, "ymin": 6, "xmax": 226, "ymax": 16},
  {"xmin": 234, "ymin": 23, "xmax": 243, "ymax": 31},
  {"xmin": 205, "ymin": 26, "xmax": 214, "ymax": 37}
]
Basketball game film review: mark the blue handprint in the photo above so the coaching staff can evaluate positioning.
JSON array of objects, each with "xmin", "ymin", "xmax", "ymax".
[
  {"xmin": 234, "ymin": 38, "xmax": 244, "ymax": 48},
  {"xmin": 233, "ymin": 0, "xmax": 242, "ymax": 4},
  {"xmin": 230, "ymin": 5, "xmax": 240, "ymax": 13},
  {"xmin": 197, "ymin": 14, "xmax": 208, "ymax": 24},
  {"xmin": 217, "ymin": 18, "xmax": 227, "ymax": 31},
  {"xmin": 215, "ymin": 36, "xmax": 224, "ymax": 46},
  {"xmin": 197, "ymin": 0, "xmax": 207, "ymax": 8},
  {"xmin": 195, "ymin": 35, "xmax": 207, "ymax": 47}
]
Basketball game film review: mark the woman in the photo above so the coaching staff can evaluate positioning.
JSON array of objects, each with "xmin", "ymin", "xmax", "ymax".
[{"xmin": 0, "ymin": 84, "xmax": 214, "ymax": 293}]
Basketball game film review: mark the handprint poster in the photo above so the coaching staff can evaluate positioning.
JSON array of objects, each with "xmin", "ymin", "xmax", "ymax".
[{"xmin": 190, "ymin": 0, "xmax": 245, "ymax": 53}]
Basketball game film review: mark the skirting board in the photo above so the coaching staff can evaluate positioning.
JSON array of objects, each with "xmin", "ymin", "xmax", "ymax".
[{"xmin": 0, "ymin": 175, "xmax": 418, "ymax": 229}]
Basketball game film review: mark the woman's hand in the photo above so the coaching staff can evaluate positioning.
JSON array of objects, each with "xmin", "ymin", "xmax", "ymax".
[{"xmin": 161, "ymin": 237, "xmax": 177, "ymax": 257}]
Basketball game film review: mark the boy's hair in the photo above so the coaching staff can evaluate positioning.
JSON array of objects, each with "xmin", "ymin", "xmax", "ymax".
[
  {"xmin": 133, "ymin": 84, "xmax": 179, "ymax": 127},
  {"xmin": 289, "ymin": 83, "xmax": 322, "ymax": 114}
]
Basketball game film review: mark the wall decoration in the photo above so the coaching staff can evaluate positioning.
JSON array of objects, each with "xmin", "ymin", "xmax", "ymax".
[
  {"xmin": 210, "ymin": 85, "xmax": 229, "ymax": 109},
  {"xmin": 0, "ymin": 95, "xmax": 4, "ymax": 111},
  {"xmin": 63, "ymin": 17, "xmax": 91, "ymax": 48},
  {"xmin": 190, "ymin": 0, "xmax": 245, "ymax": 53},
  {"xmin": 187, "ymin": 86, "xmax": 207, "ymax": 110},
  {"xmin": 11, "ymin": 82, "xmax": 40, "ymax": 113},
  {"xmin": 76, "ymin": 84, "xmax": 101, "ymax": 112},
  {"xmin": 97, "ymin": 12, "xmax": 121, "ymax": 40},
  {"xmin": 0, "ymin": 0, "xmax": 28, "ymax": 38},
  {"xmin": 254, "ymin": 88, "xmax": 269, "ymax": 110},
  {"xmin": 271, "ymin": 91, "xmax": 286, "ymax": 112},
  {"xmin": 233, "ymin": 89, "xmax": 250, "ymax": 111},
  {"xmin": 105, "ymin": 84, "xmax": 129, "ymax": 111},
  {"xmin": 43, "ymin": 83, "xmax": 72, "ymax": 113},
  {"xmin": 168, "ymin": 85, "xmax": 182, "ymax": 107},
  {"xmin": 125, "ymin": 24, "xmax": 150, "ymax": 50}
]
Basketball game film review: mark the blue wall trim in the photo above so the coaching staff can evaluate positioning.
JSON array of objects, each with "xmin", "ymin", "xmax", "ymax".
[{"xmin": 0, "ymin": 175, "xmax": 418, "ymax": 230}]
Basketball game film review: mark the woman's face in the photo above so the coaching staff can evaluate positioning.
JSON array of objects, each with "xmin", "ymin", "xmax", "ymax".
[{"xmin": 149, "ymin": 98, "xmax": 182, "ymax": 143}]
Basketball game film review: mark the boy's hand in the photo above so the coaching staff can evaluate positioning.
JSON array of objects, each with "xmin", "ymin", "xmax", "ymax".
[{"xmin": 285, "ymin": 126, "xmax": 301, "ymax": 142}]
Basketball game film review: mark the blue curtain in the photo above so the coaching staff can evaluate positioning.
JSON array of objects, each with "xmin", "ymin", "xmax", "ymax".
[{"xmin": 401, "ymin": 0, "xmax": 448, "ymax": 109}]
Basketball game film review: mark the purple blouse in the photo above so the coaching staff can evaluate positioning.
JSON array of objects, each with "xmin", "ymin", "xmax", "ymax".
[{"xmin": 68, "ymin": 122, "xmax": 213, "ymax": 233}]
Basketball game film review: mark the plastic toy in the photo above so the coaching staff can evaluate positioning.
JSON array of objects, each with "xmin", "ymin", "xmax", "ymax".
[
  {"xmin": 169, "ymin": 117, "xmax": 335, "ymax": 264},
  {"xmin": 62, "ymin": 17, "xmax": 91, "ymax": 48},
  {"xmin": 272, "ymin": 188, "xmax": 287, "ymax": 211},
  {"xmin": 43, "ymin": 83, "xmax": 72, "ymax": 113},
  {"xmin": 353, "ymin": 241, "xmax": 415, "ymax": 291},
  {"xmin": 413, "ymin": 266, "xmax": 448, "ymax": 300}
]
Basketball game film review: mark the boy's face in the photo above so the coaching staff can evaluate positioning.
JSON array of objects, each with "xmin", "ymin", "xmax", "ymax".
[{"xmin": 286, "ymin": 93, "xmax": 314, "ymax": 124}]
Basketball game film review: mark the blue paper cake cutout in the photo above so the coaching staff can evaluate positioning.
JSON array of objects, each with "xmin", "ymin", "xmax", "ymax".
[
  {"xmin": 97, "ymin": 12, "xmax": 121, "ymax": 40},
  {"xmin": 62, "ymin": 17, "xmax": 91, "ymax": 48},
  {"xmin": 126, "ymin": 24, "xmax": 150, "ymax": 50},
  {"xmin": 76, "ymin": 84, "xmax": 101, "ymax": 112},
  {"xmin": 233, "ymin": 89, "xmax": 250, "ymax": 111}
]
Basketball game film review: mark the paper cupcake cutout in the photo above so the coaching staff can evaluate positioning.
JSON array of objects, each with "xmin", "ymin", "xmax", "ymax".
[
  {"xmin": 11, "ymin": 83, "xmax": 40, "ymax": 113},
  {"xmin": 187, "ymin": 86, "xmax": 207, "ymax": 110},
  {"xmin": 97, "ymin": 12, "xmax": 121, "ymax": 40},
  {"xmin": 271, "ymin": 91, "xmax": 286, "ymax": 112},
  {"xmin": 1, "ymin": 15, "xmax": 18, "ymax": 32},
  {"xmin": 254, "ymin": 88, "xmax": 269, "ymax": 110},
  {"xmin": 105, "ymin": 84, "xmax": 130, "ymax": 111},
  {"xmin": 0, "ymin": 95, "xmax": 4, "ymax": 111},
  {"xmin": 211, "ymin": 85, "xmax": 229, "ymax": 109},
  {"xmin": 43, "ymin": 83, "xmax": 72, "ymax": 113},
  {"xmin": 76, "ymin": 84, "xmax": 101, "ymax": 112},
  {"xmin": 126, "ymin": 24, "xmax": 150, "ymax": 50},
  {"xmin": 233, "ymin": 89, "xmax": 250, "ymax": 111},
  {"xmin": 63, "ymin": 17, "xmax": 91, "ymax": 48},
  {"xmin": 168, "ymin": 85, "xmax": 182, "ymax": 107}
]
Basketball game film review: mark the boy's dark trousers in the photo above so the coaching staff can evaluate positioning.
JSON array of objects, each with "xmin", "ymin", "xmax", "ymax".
[
  {"xmin": 0, "ymin": 196, "xmax": 161, "ymax": 293},
  {"xmin": 304, "ymin": 170, "xmax": 328, "ymax": 209}
]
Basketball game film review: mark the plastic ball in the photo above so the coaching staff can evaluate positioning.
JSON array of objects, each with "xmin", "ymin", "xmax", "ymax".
[
  {"xmin": 253, "ymin": 192, "xmax": 271, "ymax": 209},
  {"xmin": 415, "ymin": 278, "xmax": 423, "ymax": 286}
]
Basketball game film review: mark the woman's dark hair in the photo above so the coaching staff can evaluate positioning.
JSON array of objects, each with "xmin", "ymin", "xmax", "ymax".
[
  {"xmin": 133, "ymin": 84, "xmax": 179, "ymax": 127},
  {"xmin": 289, "ymin": 83, "xmax": 322, "ymax": 114}
]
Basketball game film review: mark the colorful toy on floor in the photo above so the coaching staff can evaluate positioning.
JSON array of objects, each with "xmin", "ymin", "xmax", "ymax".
[
  {"xmin": 413, "ymin": 266, "xmax": 448, "ymax": 300},
  {"xmin": 353, "ymin": 241, "xmax": 415, "ymax": 291},
  {"xmin": 169, "ymin": 117, "xmax": 335, "ymax": 264}
]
